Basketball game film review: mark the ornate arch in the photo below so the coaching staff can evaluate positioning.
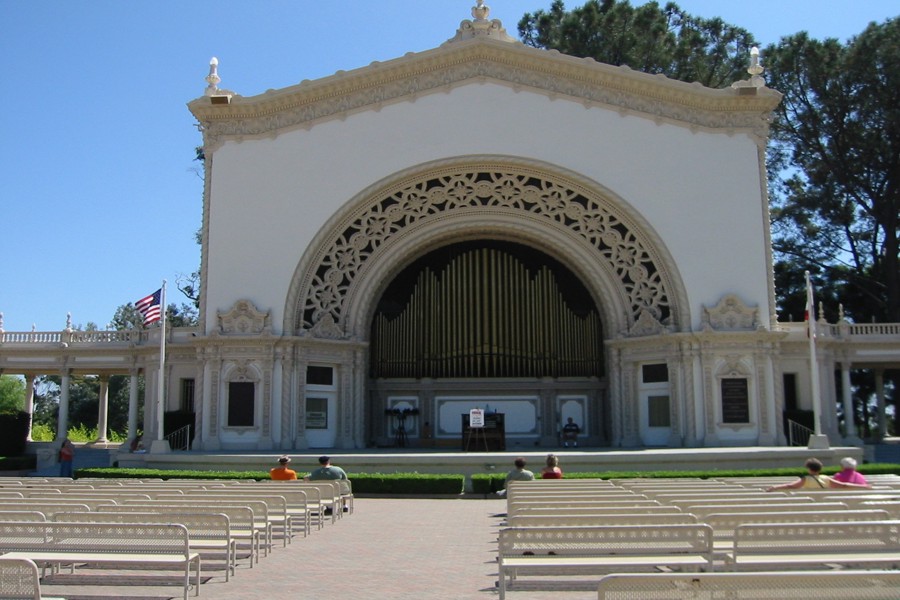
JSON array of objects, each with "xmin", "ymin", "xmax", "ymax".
[{"xmin": 285, "ymin": 157, "xmax": 688, "ymax": 340}]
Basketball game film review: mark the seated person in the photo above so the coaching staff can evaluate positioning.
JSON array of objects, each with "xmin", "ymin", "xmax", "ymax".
[
  {"xmin": 540, "ymin": 453, "xmax": 563, "ymax": 479},
  {"xmin": 270, "ymin": 455, "xmax": 298, "ymax": 480},
  {"xmin": 562, "ymin": 417, "xmax": 580, "ymax": 447},
  {"xmin": 496, "ymin": 457, "xmax": 535, "ymax": 496},
  {"xmin": 766, "ymin": 457, "xmax": 872, "ymax": 491}
]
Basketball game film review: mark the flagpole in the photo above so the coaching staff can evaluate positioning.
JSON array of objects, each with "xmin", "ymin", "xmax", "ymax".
[
  {"xmin": 806, "ymin": 270, "xmax": 829, "ymax": 449},
  {"xmin": 149, "ymin": 280, "xmax": 171, "ymax": 454}
]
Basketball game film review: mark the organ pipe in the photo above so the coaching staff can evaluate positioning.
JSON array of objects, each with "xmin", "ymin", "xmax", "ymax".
[{"xmin": 370, "ymin": 247, "xmax": 603, "ymax": 379}]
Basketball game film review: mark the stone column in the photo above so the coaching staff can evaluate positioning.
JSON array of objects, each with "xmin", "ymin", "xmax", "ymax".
[
  {"xmin": 96, "ymin": 375, "xmax": 109, "ymax": 442},
  {"xmin": 56, "ymin": 369, "xmax": 71, "ymax": 441},
  {"xmin": 24, "ymin": 374, "xmax": 35, "ymax": 441},
  {"xmin": 127, "ymin": 370, "xmax": 140, "ymax": 443},
  {"xmin": 875, "ymin": 369, "xmax": 887, "ymax": 441}
]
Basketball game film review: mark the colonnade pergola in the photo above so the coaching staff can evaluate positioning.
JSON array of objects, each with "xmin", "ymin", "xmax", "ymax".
[{"xmin": 1, "ymin": 313, "xmax": 897, "ymax": 451}]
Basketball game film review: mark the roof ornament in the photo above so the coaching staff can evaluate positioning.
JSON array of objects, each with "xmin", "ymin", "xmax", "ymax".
[
  {"xmin": 445, "ymin": 1, "xmax": 517, "ymax": 45},
  {"xmin": 731, "ymin": 46, "xmax": 767, "ymax": 93},
  {"xmin": 205, "ymin": 57, "xmax": 221, "ymax": 97},
  {"xmin": 204, "ymin": 57, "xmax": 234, "ymax": 104}
]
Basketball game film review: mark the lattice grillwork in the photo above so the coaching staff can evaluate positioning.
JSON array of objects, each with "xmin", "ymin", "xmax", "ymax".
[{"xmin": 299, "ymin": 169, "xmax": 672, "ymax": 336}]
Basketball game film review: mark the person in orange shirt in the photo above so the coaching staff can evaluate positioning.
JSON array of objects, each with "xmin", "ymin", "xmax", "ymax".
[{"xmin": 270, "ymin": 455, "xmax": 298, "ymax": 480}]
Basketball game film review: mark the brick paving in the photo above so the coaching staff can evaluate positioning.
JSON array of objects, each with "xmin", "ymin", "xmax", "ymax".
[{"xmin": 41, "ymin": 497, "xmax": 600, "ymax": 600}]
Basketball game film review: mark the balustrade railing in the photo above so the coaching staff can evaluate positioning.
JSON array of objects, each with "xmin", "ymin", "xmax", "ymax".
[{"xmin": 1, "ymin": 329, "xmax": 147, "ymax": 345}]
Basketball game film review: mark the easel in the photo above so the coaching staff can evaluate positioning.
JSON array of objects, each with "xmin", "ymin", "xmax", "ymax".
[
  {"xmin": 465, "ymin": 423, "xmax": 489, "ymax": 452},
  {"xmin": 464, "ymin": 408, "xmax": 489, "ymax": 452}
]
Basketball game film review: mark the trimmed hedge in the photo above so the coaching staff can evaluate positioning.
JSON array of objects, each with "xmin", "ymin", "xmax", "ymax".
[
  {"xmin": 470, "ymin": 463, "xmax": 900, "ymax": 494},
  {"xmin": 75, "ymin": 468, "xmax": 465, "ymax": 495},
  {"xmin": 75, "ymin": 464, "xmax": 900, "ymax": 495}
]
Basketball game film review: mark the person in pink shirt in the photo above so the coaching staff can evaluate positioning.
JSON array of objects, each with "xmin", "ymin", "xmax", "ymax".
[{"xmin": 832, "ymin": 456, "xmax": 868, "ymax": 485}]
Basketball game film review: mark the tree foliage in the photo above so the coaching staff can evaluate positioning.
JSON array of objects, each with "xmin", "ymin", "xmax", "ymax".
[
  {"xmin": 763, "ymin": 19, "xmax": 900, "ymax": 323},
  {"xmin": 0, "ymin": 375, "xmax": 25, "ymax": 414},
  {"xmin": 518, "ymin": 0, "xmax": 756, "ymax": 88}
]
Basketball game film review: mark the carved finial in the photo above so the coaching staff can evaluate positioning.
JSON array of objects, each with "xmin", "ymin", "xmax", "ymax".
[
  {"xmin": 205, "ymin": 57, "xmax": 221, "ymax": 97},
  {"xmin": 731, "ymin": 46, "xmax": 766, "ymax": 91},
  {"xmin": 445, "ymin": 1, "xmax": 517, "ymax": 44},
  {"xmin": 472, "ymin": 0, "xmax": 490, "ymax": 21},
  {"xmin": 65, "ymin": 313, "xmax": 73, "ymax": 331},
  {"xmin": 0, "ymin": 312, "xmax": 3, "ymax": 333},
  {"xmin": 838, "ymin": 303, "xmax": 846, "ymax": 322}
]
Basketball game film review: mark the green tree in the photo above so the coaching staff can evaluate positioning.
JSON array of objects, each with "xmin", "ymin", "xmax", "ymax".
[
  {"xmin": 764, "ymin": 19, "xmax": 900, "ymax": 324},
  {"xmin": 518, "ymin": 0, "xmax": 756, "ymax": 88},
  {"xmin": 0, "ymin": 375, "xmax": 25, "ymax": 414}
]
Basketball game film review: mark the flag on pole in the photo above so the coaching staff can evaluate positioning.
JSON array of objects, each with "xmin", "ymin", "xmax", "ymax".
[{"xmin": 135, "ymin": 289, "xmax": 162, "ymax": 326}]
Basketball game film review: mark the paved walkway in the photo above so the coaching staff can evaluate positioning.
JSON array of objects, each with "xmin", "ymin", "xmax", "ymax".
[{"xmin": 41, "ymin": 497, "xmax": 601, "ymax": 600}]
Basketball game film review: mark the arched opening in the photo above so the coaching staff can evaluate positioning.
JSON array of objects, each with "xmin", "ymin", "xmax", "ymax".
[{"xmin": 370, "ymin": 240, "xmax": 604, "ymax": 379}]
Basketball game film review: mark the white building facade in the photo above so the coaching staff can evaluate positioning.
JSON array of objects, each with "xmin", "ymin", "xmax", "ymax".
[{"xmin": 3, "ymin": 6, "xmax": 897, "ymax": 452}]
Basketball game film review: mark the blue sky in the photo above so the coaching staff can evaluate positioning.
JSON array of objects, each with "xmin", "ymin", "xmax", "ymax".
[{"xmin": 1, "ymin": 1, "xmax": 897, "ymax": 333}]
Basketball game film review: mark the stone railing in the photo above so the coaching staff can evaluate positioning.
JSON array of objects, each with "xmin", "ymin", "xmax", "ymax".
[{"xmin": 1, "ymin": 329, "xmax": 148, "ymax": 345}]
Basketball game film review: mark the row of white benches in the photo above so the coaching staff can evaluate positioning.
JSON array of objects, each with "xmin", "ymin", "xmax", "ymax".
[
  {"xmin": 497, "ymin": 478, "xmax": 900, "ymax": 599},
  {"xmin": 0, "ymin": 478, "xmax": 353, "ymax": 600}
]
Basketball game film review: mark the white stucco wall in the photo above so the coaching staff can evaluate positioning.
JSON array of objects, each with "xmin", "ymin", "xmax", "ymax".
[{"xmin": 205, "ymin": 81, "xmax": 770, "ymax": 333}]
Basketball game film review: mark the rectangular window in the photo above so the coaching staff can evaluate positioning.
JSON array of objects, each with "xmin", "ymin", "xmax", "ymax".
[
  {"xmin": 180, "ymin": 378, "xmax": 195, "ymax": 412},
  {"xmin": 307, "ymin": 366, "xmax": 334, "ymax": 386},
  {"xmin": 227, "ymin": 381, "xmax": 255, "ymax": 427},
  {"xmin": 721, "ymin": 378, "xmax": 750, "ymax": 423},
  {"xmin": 642, "ymin": 363, "xmax": 668, "ymax": 384},
  {"xmin": 648, "ymin": 395, "xmax": 671, "ymax": 427},
  {"xmin": 306, "ymin": 397, "xmax": 328, "ymax": 430}
]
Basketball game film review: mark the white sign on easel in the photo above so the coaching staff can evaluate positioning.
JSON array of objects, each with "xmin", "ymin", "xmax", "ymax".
[{"xmin": 469, "ymin": 408, "xmax": 485, "ymax": 428}]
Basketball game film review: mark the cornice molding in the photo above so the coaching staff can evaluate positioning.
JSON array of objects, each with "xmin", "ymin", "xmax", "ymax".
[{"xmin": 189, "ymin": 38, "xmax": 782, "ymax": 150}]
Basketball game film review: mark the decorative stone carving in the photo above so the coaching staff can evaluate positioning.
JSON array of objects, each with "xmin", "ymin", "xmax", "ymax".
[
  {"xmin": 296, "ymin": 168, "xmax": 673, "ymax": 339},
  {"xmin": 445, "ymin": 1, "xmax": 517, "ymax": 44},
  {"xmin": 702, "ymin": 294, "xmax": 758, "ymax": 332},
  {"xmin": 217, "ymin": 300, "xmax": 271, "ymax": 336},
  {"xmin": 625, "ymin": 309, "xmax": 667, "ymax": 337},
  {"xmin": 190, "ymin": 42, "xmax": 781, "ymax": 152}
]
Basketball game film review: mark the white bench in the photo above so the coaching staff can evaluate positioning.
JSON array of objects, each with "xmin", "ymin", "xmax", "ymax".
[
  {"xmin": 512, "ymin": 505, "xmax": 681, "ymax": 517},
  {"xmin": 0, "ymin": 557, "xmax": 65, "ymax": 600},
  {"xmin": 507, "ymin": 513, "xmax": 697, "ymax": 527},
  {"xmin": 53, "ymin": 510, "xmax": 236, "ymax": 581},
  {"xmin": 0, "ymin": 501, "xmax": 103, "ymax": 516},
  {"xmin": 497, "ymin": 524, "xmax": 714, "ymax": 600},
  {"xmin": 154, "ymin": 494, "xmax": 290, "ymax": 547},
  {"xmin": 0, "ymin": 521, "xmax": 201, "ymax": 600},
  {"xmin": 103, "ymin": 503, "xmax": 260, "ymax": 566},
  {"xmin": 508, "ymin": 499, "xmax": 661, "ymax": 515},
  {"xmin": 122, "ymin": 498, "xmax": 273, "ymax": 557},
  {"xmin": 726, "ymin": 520, "xmax": 900, "ymax": 570},
  {"xmin": 597, "ymin": 570, "xmax": 900, "ymax": 599},
  {"xmin": 705, "ymin": 509, "xmax": 891, "ymax": 553}
]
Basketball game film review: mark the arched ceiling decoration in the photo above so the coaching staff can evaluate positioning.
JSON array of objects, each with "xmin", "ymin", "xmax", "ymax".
[{"xmin": 291, "ymin": 162, "xmax": 682, "ymax": 340}]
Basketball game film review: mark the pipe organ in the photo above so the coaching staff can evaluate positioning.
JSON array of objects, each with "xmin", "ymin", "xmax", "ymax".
[{"xmin": 371, "ymin": 244, "xmax": 604, "ymax": 379}]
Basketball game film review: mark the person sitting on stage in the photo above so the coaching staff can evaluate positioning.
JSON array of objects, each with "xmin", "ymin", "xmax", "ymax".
[
  {"xmin": 270, "ymin": 455, "xmax": 298, "ymax": 480},
  {"xmin": 765, "ymin": 457, "xmax": 872, "ymax": 491},
  {"xmin": 562, "ymin": 417, "xmax": 580, "ymax": 447},
  {"xmin": 540, "ymin": 453, "xmax": 563, "ymax": 479}
]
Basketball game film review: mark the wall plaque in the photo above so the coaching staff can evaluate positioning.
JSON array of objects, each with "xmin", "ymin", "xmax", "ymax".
[{"xmin": 721, "ymin": 378, "xmax": 749, "ymax": 423}]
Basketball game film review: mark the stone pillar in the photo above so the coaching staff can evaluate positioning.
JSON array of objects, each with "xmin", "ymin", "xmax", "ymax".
[
  {"xmin": 875, "ymin": 369, "xmax": 887, "ymax": 441},
  {"xmin": 96, "ymin": 375, "xmax": 110, "ymax": 442},
  {"xmin": 127, "ymin": 370, "xmax": 140, "ymax": 443},
  {"xmin": 24, "ymin": 374, "xmax": 35, "ymax": 441},
  {"xmin": 56, "ymin": 370, "xmax": 70, "ymax": 441}
]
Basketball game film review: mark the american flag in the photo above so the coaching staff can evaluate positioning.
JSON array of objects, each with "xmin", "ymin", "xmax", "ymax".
[{"xmin": 135, "ymin": 289, "xmax": 162, "ymax": 326}]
